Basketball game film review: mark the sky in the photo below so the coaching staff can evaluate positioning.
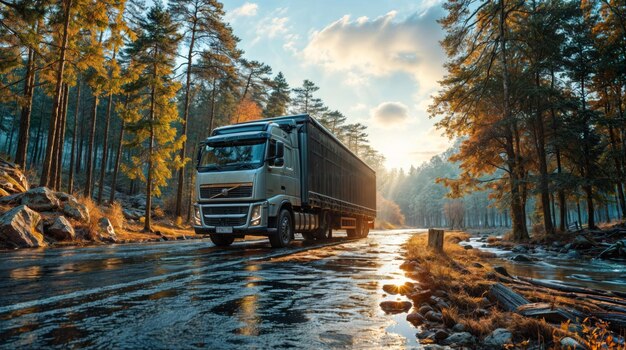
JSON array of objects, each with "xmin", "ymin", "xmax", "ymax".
[{"xmin": 222, "ymin": 0, "xmax": 452, "ymax": 170}]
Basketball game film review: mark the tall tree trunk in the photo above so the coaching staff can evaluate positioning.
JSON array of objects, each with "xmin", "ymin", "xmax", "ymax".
[
  {"xmin": 50, "ymin": 83, "xmax": 68, "ymax": 189},
  {"xmin": 68, "ymin": 81, "xmax": 81, "ymax": 194},
  {"xmin": 15, "ymin": 46, "xmax": 36, "ymax": 169},
  {"xmin": 97, "ymin": 49, "xmax": 117, "ymax": 204},
  {"xmin": 608, "ymin": 126, "xmax": 626, "ymax": 218},
  {"xmin": 30, "ymin": 98, "xmax": 45, "ymax": 167},
  {"xmin": 534, "ymin": 72, "xmax": 554, "ymax": 234},
  {"xmin": 84, "ymin": 95, "xmax": 99, "ymax": 198},
  {"xmin": 175, "ymin": 25, "xmax": 197, "ymax": 219},
  {"xmin": 208, "ymin": 77, "xmax": 217, "ymax": 133},
  {"xmin": 144, "ymin": 83, "xmax": 156, "ymax": 232},
  {"xmin": 40, "ymin": 0, "xmax": 73, "ymax": 187},
  {"xmin": 109, "ymin": 120, "xmax": 125, "ymax": 204},
  {"xmin": 55, "ymin": 83, "xmax": 70, "ymax": 190}
]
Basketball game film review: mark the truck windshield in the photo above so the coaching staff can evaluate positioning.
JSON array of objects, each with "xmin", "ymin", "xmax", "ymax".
[{"xmin": 197, "ymin": 140, "xmax": 266, "ymax": 172}]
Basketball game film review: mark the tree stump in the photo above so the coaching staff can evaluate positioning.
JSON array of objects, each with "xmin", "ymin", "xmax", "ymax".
[{"xmin": 428, "ymin": 229, "xmax": 444, "ymax": 251}]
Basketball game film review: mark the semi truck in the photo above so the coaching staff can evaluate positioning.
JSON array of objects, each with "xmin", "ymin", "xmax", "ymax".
[{"xmin": 192, "ymin": 114, "xmax": 376, "ymax": 248}]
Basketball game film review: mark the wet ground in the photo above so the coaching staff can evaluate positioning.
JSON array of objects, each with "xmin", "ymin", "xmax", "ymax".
[
  {"xmin": 463, "ymin": 237, "xmax": 626, "ymax": 293},
  {"xmin": 0, "ymin": 229, "xmax": 424, "ymax": 349}
]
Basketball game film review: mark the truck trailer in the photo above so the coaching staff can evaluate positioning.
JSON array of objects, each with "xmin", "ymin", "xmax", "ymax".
[{"xmin": 193, "ymin": 114, "xmax": 376, "ymax": 248}]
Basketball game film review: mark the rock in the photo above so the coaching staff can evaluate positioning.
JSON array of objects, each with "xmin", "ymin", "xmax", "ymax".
[
  {"xmin": 400, "ymin": 260, "xmax": 420, "ymax": 271},
  {"xmin": 494, "ymin": 266, "xmax": 510, "ymax": 277},
  {"xmin": 62, "ymin": 197, "xmax": 90, "ymax": 223},
  {"xmin": 511, "ymin": 254, "xmax": 534, "ymax": 262},
  {"xmin": 383, "ymin": 284, "xmax": 413, "ymax": 295},
  {"xmin": 0, "ymin": 159, "xmax": 29, "ymax": 194},
  {"xmin": 409, "ymin": 289, "xmax": 432, "ymax": 303},
  {"xmin": 560, "ymin": 337, "xmax": 585, "ymax": 350},
  {"xmin": 472, "ymin": 262, "xmax": 484, "ymax": 268},
  {"xmin": 419, "ymin": 304, "xmax": 433, "ymax": 315},
  {"xmin": 452, "ymin": 323, "xmax": 465, "ymax": 332},
  {"xmin": 441, "ymin": 332, "xmax": 475, "ymax": 346},
  {"xmin": 0, "ymin": 192, "xmax": 24, "ymax": 205},
  {"xmin": 512, "ymin": 245, "xmax": 528, "ymax": 253},
  {"xmin": 572, "ymin": 235, "xmax": 594, "ymax": 249},
  {"xmin": 476, "ymin": 308, "xmax": 489, "ymax": 317},
  {"xmin": 425, "ymin": 310, "xmax": 443, "ymax": 322},
  {"xmin": 483, "ymin": 328, "xmax": 512, "ymax": 348},
  {"xmin": 422, "ymin": 345, "xmax": 453, "ymax": 350},
  {"xmin": 0, "ymin": 205, "xmax": 46, "ymax": 248},
  {"xmin": 430, "ymin": 296, "xmax": 450, "ymax": 309},
  {"xmin": 379, "ymin": 301, "xmax": 412, "ymax": 314},
  {"xmin": 565, "ymin": 250, "xmax": 582, "ymax": 259},
  {"xmin": 406, "ymin": 312, "xmax": 425, "ymax": 325},
  {"xmin": 434, "ymin": 329, "xmax": 450, "ymax": 341},
  {"xmin": 20, "ymin": 187, "xmax": 60, "ymax": 211},
  {"xmin": 97, "ymin": 218, "xmax": 117, "ymax": 243},
  {"xmin": 122, "ymin": 208, "xmax": 143, "ymax": 220},
  {"xmin": 598, "ymin": 240, "xmax": 626, "ymax": 259},
  {"xmin": 45, "ymin": 216, "xmax": 75, "ymax": 241},
  {"xmin": 463, "ymin": 245, "xmax": 473, "ymax": 250}
]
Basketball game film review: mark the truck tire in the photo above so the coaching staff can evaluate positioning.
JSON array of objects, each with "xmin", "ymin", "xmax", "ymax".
[
  {"xmin": 210, "ymin": 234, "xmax": 235, "ymax": 247},
  {"xmin": 269, "ymin": 209, "xmax": 293, "ymax": 248},
  {"xmin": 360, "ymin": 222, "xmax": 370, "ymax": 238}
]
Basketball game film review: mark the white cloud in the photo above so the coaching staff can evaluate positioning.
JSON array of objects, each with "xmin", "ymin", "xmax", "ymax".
[
  {"xmin": 227, "ymin": 2, "xmax": 258, "ymax": 21},
  {"xmin": 300, "ymin": 8, "xmax": 445, "ymax": 93},
  {"xmin": 371, "ymin": 101, "xmax": 409, "ymax": 126}
]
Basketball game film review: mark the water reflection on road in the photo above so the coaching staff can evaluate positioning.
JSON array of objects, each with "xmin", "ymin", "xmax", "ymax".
[{"xmin": 0, "ymin": 230, "xmax": 424, "ymax": 349}]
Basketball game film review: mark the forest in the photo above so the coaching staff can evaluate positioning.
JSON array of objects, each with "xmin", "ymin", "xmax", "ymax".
[
  {"xmin": 0, "ymin": 0, "xmax": 385, "ymax": 231},
  {"xmin": 421, "ymin": 0, "xmax": 625, "ymax": 241}
]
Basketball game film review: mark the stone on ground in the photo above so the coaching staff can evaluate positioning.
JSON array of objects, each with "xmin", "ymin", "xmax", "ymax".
[
  {"xmin": 0, "ymin": 205, "xmax": 46, "ymax": 248},
  {"xmin": 45, "ymin": 216, "xmax": 75, "ymax": 241},
  {"xmin": 20, "ymin": 187, "xmax": 60, "ymax": 212},
  {"xmin": 97, "ymin": 218, "xmax": 118, "ymax": 243}
]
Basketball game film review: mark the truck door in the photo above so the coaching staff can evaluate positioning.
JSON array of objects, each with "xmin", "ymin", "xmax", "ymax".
[{"xmin": 266, "ymin": 139, "xmax": 286, "ymax": 198}]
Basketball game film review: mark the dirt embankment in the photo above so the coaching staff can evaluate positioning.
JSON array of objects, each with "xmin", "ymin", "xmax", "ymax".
[
  {"xmin": 0, "ymin": 158, "xmax": 200, "ymax": 249},
  {"xmin": 382, "ymin": 231, "xmax": 625, "ymax": 349}
]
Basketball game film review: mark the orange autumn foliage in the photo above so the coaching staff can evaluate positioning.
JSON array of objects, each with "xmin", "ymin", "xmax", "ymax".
[{"xmin": 231, "ymin": 98, "xmax": 263, "ymax": 124}]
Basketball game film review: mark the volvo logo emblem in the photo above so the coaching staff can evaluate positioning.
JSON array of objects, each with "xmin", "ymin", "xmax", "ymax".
[{"xmin": 221, "ymin": 188, "xmax": 229, "ymax": 197}]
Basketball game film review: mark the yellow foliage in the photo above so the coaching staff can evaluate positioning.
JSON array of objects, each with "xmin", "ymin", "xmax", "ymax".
[{"xmin": 231, "ymin": 98, "xmax": 263, "ymax": 124}]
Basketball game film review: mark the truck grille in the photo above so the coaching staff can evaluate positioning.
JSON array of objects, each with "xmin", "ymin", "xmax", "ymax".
[
  {"xmin": 203, "ymin": 217, "xmax": 247, "ymax": 227},
  {"xmin": 200, "ymin": 184, "xmax": 253, "ymax": 199},
  {"xmin": 202, "ymin": 206, "xmax": 248, "ymax": 215}
]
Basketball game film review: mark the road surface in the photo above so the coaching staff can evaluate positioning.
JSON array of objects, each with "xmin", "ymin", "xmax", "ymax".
[{"xmin": 0, "ymin": 230, "xmax": 423, "ymax": 349}]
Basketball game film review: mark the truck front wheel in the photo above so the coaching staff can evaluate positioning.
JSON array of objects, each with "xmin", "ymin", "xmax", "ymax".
[
  {"xmin": 210, "ymin": 234, "xmax": 235, "ymax": 247},
  {"xmin": 269, "ymin": 209, "xmax": 293, "ymax": 248}
]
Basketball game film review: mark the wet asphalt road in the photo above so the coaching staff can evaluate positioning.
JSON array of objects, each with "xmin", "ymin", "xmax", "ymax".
[{"xmin": 0, "ymin": 230, "xmax": 424, "ymax": 349}]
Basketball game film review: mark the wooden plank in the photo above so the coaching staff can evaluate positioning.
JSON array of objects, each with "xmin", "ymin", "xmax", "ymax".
[
  {"xmin": 489, "ymin": 283, "xmax": 530, "ymax": 311},
  {"xmin": 518, "ymin": 277, "xmax": 612, "ymax": 296},
  {"xmin": 428, "ymin": 229, "xmax": 444, "ymax": 251}
]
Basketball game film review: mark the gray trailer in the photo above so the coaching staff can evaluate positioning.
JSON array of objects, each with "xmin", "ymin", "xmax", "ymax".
[{"xmin": 193, "ymin": 114, "xmax": 376, "ymax": 248}]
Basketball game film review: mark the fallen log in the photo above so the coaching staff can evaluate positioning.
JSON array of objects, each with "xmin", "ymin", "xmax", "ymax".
[
  {"xmin": 516, "ymin": 303, "xmax": 579, "ymax": 323},
  {"xmin": 591, "ymin": 312, "xmax": 626, "ymax": 330},
  {"xmin": 489, "ymin": 283, "xmax": 530, "ymax": 311},
  {"xmin": 518, "ymin": 277, "xmax": 612, "ymax": 297}
]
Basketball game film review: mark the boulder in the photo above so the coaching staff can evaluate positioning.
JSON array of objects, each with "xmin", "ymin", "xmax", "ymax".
[
  {"xmin": 572, "ymin": 235, "xmax": 594, "ymax": 249},
  {"xmin": 441, "ymin": 332, "xmax": 475, "ymax": 346},
  {"xmin": 0, "ymin": 192, "xmax": 24, "ymax": 205},
  {"xmin": 451, "ymin": 323, "xmax": 465, "ymax": 332},
  {"xmin": 494, "ymin": 266, "xmax": 510, "ymax": 277},
  {"xmin": 512, "ymin": 245, "xmax": 528, "ymax": 253},
  {"xmin": 97, "ymin": 218, "xmax": 117, "ymax": 242},
  {"xmin": 0, "ymin": 159, "xmax": 29, "ymax": 195},
  {"xmin": 419, "ymin": 304, "xmax": 433, "ymax": 315},
  {"xmin": 0, "ymin": 205, "xmax": 46, "ymax": 248},
  {"xmin": 406, "ymin": 312, "xmax": 425, "ymax": 325},
  {"xmin": 483, "ymin": 328, "xmax": 512, "ymax": 348},
  {"xmin": 425, "ymin": 310, "xmax": 443, "ymax": 322},
  {"xmin": 560, "ymin": 337, "xmax": 585, "ymax": 350},
  {"xmin": 463, "ymin": 245, "xmax": 473, "ymax": 250},
  {"xmin": 21, "ymin": 187, "xmax": 60, "ymax": 212},
  {"xmin": 62, "ymin": 197, "xmax": 90, "ymax": 223},
  {"xmin": 45, "ymin": 216, "xmax": 75, "ymax": 241},
  {"xmin": 122, "ymin": 208, "xmax": 143, "ymax": 220},
  {"xmin": 511, "ymin": 254, "xmax": 534, "ymax": 262},
  {"xmin": 379, "ymin": 301, "xmax": 412, "ymax": 314},
  {"xmin": 408, "ymin": 289, "xmax": 432, "ymax": 303},
  {"xmin": 565, "ymin": 250, "xmax": 582, "ymax": 259},
  {"xmin": 434, "ymin": 329, "xmax": 450, "ymax": 341}
]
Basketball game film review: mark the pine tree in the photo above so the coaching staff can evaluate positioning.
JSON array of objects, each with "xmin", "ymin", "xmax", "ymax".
[
  {"xmin": 263, "ymin": 72, "xmax": 290, "ymax": 118},
  {"xmin": 291, "ymin": 79, "xmax": 318, "ymax": 114},
  {"xmin": 122, "ymin": 2, "xmax": 183, "ymax": 232}
]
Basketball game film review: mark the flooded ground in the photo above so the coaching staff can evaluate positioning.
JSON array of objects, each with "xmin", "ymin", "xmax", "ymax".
[
  {"xmin": 462, "ymin": 237, "xmax": 626, "ymax": 293},
  {"xmin": 0, "ymin": 229, "xmax": 425, "ymax": 349}
]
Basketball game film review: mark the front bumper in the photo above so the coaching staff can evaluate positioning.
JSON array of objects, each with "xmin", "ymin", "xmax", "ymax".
[{"xmin": 193, "ymin": 201, "xmax": 271, "ymax": 236}]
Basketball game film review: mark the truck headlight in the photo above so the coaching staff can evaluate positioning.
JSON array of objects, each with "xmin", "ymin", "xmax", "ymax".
[
  {"xmin": 250, "ymin": 204, "xmax": 262, "ymax": 226},
  {"xmin": 193, "ymin": 205, "xmax": 202, "ymax": 226}
]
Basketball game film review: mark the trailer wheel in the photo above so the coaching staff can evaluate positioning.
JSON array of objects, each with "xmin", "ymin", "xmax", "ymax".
[
  {"xmin": 209, "ymin": 234, "xmax": 235, "ymax": 247},
  {"xmin": 269, "ymin": 209, "xmax": 293, "ymax": 248},
  {"xmin": 360, "ymin": 222, "xmax": 369, "ymax": 238}
]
